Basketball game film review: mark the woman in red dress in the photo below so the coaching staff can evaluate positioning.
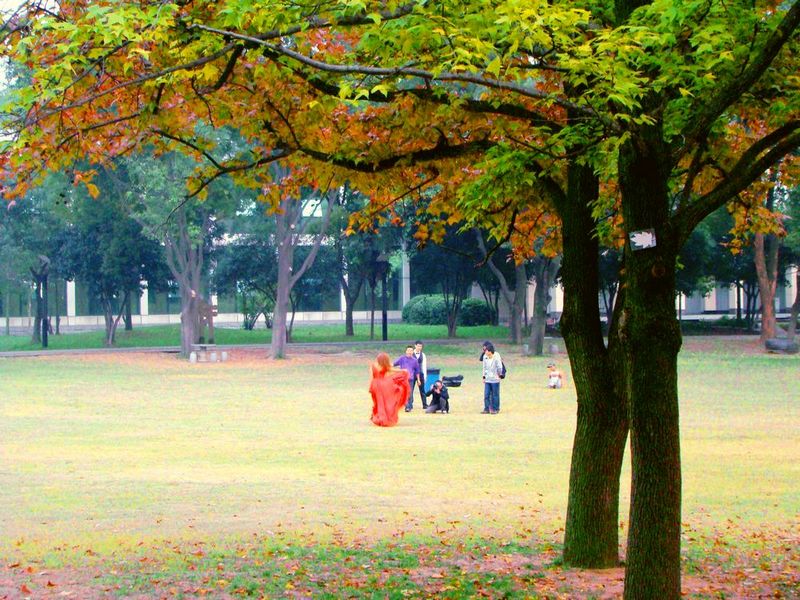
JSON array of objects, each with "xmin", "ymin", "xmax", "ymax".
[{"xmin": 369, "ymin": 352, "xmax": 411, "ymax": 427}]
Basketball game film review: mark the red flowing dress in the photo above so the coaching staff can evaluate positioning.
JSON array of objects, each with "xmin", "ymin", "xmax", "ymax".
[{"xmin": 369, "ymin": 364, "xmax": 411, "ymax": 427}]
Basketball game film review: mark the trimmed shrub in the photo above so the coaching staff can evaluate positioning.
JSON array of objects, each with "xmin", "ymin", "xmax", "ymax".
[
  {"xmin": 458, "ymin": 298, "xmax": 495, "ymax": 326},
  {"xmin": 401, "ymin": 294, "xmax": 427, "ymax": 322},
  {"xmin": 402, "ymin": 294, "xmax": 448, "ymax": 325},
  {"xmin": 403, "ymin": 295, "xmax": 494, "ymax": 326}
]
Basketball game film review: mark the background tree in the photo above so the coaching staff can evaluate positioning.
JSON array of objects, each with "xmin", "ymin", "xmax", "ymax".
[
  {"xmin": 59, "ymin": 182, "xmax": 168, "ymax": 346},
  {"xmin": 475, "ymin": 230, "xmax": 527, "ymax": 344},
  {"xmin": 288, "ymin": 245, "xmax": 340, "ymax": 338},
  {"xmin": 785, "ymin": 186, "xmax": 800, "ymax": 337},
  {"xmin": 0, "ymin": 173, "xmax": 71, "ymax": 344},
  {"xmin": 213, "ymin": 212, "xmax": 279, "ymax": 331},
  {"xmin": 331, "ymin": 186, "xmax": 376, "ymax": 337},
  {"xmin": 411, "ymin": 227, "xmax": 480, "ymax": 338},
  {"xmin": 528, "ymin": 255, "xmax": 561, "ymax": 356},
  {"xmin": 675, "ymin": 229, "xmax": 715, "ymax": 321},
  {"xmin": 123, "ymin": 149, "xmax": 239, "ymax": 356},
  {"xmin": 267, "ymin": 174, "xmax": 335, "ymax": 358}
]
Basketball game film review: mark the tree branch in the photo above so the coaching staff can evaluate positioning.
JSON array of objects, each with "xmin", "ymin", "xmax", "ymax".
[
  {"xmin": 299, "ymin": 135, "xmax": 494, "ymax": 173},
  {"xmin": 192, "ymin": 23, "xmax": 602, "ymax": 122},
  {"xmin": 677, "ymin": 1, "xmax": 800, "ymax": 151},
  {"xmin": 674, "ymin": 122, "xmax": 800, "ymax": 244}
]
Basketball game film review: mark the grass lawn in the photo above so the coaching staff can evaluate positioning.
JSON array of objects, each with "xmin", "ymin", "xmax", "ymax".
[
  {"xmin": 0, "ymin": 337, "xmax": 797, "ymax": 598},
  {"xmin": 0, "ymin": 323, "xmax": 510, "ymax": 352}
]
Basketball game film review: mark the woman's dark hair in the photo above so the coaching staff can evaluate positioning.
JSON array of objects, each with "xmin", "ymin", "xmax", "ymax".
[{"xmin": 485, "ymin": 342, "xmax": 495, "ymax": 353}]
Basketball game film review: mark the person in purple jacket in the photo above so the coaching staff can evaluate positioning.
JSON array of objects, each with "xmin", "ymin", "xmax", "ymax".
[{"xmin": 393, "ymin": 344, "xmax": 422, "ymax": 412}]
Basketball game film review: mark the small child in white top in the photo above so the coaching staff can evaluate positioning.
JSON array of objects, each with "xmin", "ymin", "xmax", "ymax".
[{"xmin": 547, "ymin": 362, "xmax": 563, "ymax": 389}]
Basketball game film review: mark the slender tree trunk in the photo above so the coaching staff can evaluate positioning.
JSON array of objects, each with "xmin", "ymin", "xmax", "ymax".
[
  {"xmin": 31, "ymin": 284, "xmax": 41, "ymax": 344},
  {"xmin": 788, "ymin": 270, "xmax": 799, "ymax": 339},
  {"xmin": 40, "ymin": 272, "xmax": 48, "ymax": 348},
  {"xmin": 345, "ymin": 296, "xmax": 355, "ymax": 336},
  {"xmin": 4, "ymin": 285, "xmax": 10, "ymax": 336},
  {"xmin": 178, "ymin": 291, "xmax": 200, "ymax": 356},
  {"xmin": 754, "ymin": 232, "xmax": 779, "ymax": 342},
  {"xmin": 163, "ymin": 210, "xmax": 206, "ymax": 357},
  {"xmin": 53, "ymin": 279, "xmax": 60, "ymax": 335},
  {"xmin": 559, "ymin": 162, "xmax": 628, "ymax": 569},
  {"xmin": 103, "ymin": 297, "xmax": 114, "ymax": 346},
  {"xmin": 270, "ymin": 192, "xmax": 334, "ymax": 359},
  {"xmin": 529, "ymin": 257, "xmax": 559, "ymax": 356},
  {"xmin": 341, "ymin": 276, "xmax": 364, "ymax": 337},
  {"xmin": 271, "ymin": 248, "xmax": 292, "ymax": 359},
  {"xmin": 369, "ymin": 282, "xmax": 376, "ymax": 340},
  {"xmin": 529, "ymin": 276, "xmax": 547, "ymax": 355},
  {"xmin": 475, "ymin": 228, "xmax": 526, "ymax": 343},
  {"xmin": 447, "ymin": 312, "xmax": 457, "ymax": 337},
  {"xmin": 124, "ymin": 293, "xmax": 133, "ymax": 331},
  {"xmin": 618, "ymin": 132, "xmax": 682, "ymax": 600},
  {"xmin": 30, "ymin": 260, "xmax": 50, "ymax": 345},
  {"xmin": 104, "ymin": 291, "xmax": 129, "ymax": 346},
  {"xmin": 507, "ymin": 264, "xmax": 527, "ymax": 343},
  {"xmin": 735, "ymin": 281, "xmax": 742, "ymax": 322}
]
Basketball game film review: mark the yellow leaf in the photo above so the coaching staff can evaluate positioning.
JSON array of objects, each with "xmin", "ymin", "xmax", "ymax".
[
  {"xmin": 486, "ymin": 56, "xmax": 502, "ymax": 77},
  {"xmin": 85, "ymin": 183, "xmax": 100, "ymax": 199}
]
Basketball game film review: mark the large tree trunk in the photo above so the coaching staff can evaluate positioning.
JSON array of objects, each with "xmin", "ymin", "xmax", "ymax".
[
  {"xmin": 559, "ymin": 162, "xmax": 628, "ymax": 569},
  {"xmin": 618, "ymin": 132, "xmax": 682, "ymax": 600}
]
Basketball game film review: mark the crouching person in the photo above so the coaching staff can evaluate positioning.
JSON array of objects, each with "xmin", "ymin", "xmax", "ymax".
[{"xmin": 424, "ymin": 380, "xmax": 450, "ymax": 414}]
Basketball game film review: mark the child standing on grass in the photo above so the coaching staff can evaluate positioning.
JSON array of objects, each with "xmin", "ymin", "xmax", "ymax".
[{"xmin": 547, "ymin": 362, "xmax": 564, "ymax": 389}]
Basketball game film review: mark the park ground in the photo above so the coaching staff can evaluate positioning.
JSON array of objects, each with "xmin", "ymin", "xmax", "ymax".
[{"xmin": 0, "ymin": 336, "xmax": 798, "ymax": 599}]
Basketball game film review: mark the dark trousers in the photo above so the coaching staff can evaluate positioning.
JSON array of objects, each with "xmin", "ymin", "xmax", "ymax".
[{"xmin": 418, "ymin": 376, "xmax": 427, "ymax": 408}]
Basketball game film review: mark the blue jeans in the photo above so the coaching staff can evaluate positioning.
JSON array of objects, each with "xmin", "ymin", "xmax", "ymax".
[
  {"xmin": 484, "ymin": 382, "xmax": 500, "ymax": 412},
  {"xmin": 406, "ymin": 380, "xmax": 415, "ymax": 410}
]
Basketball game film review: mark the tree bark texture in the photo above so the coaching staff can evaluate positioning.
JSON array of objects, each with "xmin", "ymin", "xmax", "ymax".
[
  {"xmin": 618, "ymin": 133, "xmax": 682, "ymax": 600},
  {"xmin": 753, "ymin": 232, "xmax": 779, "ymax": 342},
  {"xmin": 475, "ymin": 228, "xmax": 527, "ymax": 344},
  {"xmin": 558, "ymin": 162, "xmax": 629, "ymax": 569},
  {"xmin": 788, "ymin": 271, "xmax": 799, "ymax": 339},
  {"xmin": 529, "ymin": 257, "xmax": 559, "ymax": 356},
  {"xmin": 271, "ymin": 239, "xmax": 293, "ymax": 359},
  {"xmin": 163, "ymin": 210, "xmax": 206, "ymax": 357},
  {"xmin": 270, "ymin": 193, "xmax": 334, "ymax": 359}
]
